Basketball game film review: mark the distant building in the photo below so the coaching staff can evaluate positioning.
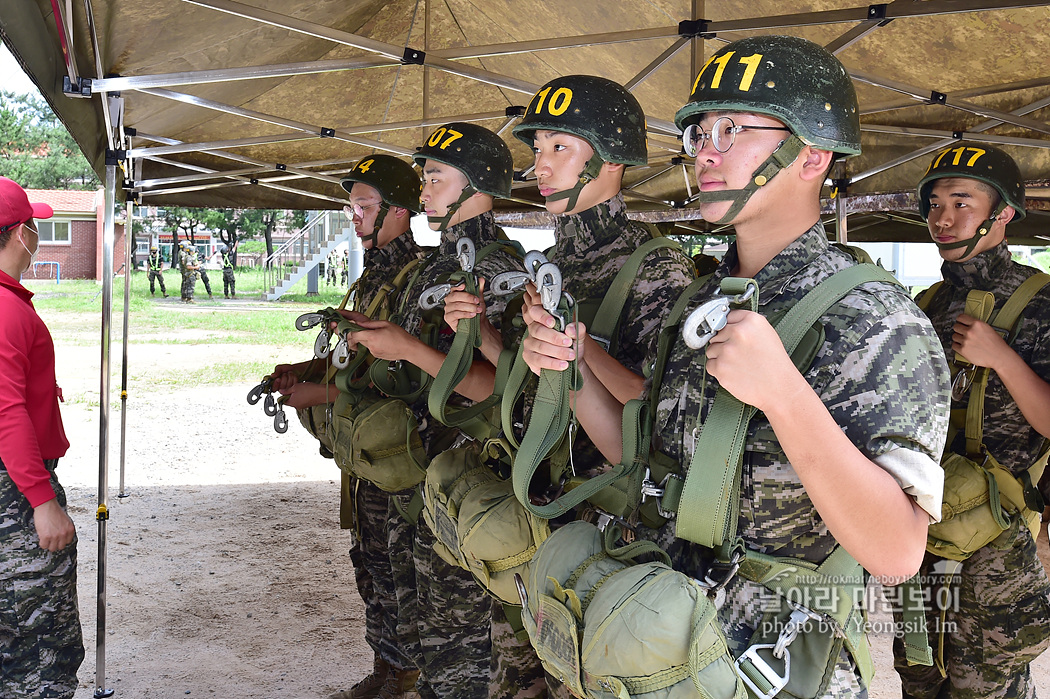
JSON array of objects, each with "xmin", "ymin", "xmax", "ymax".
[{"xmin": 21, "ymin": 188, "xmax": 126, "ymax": 281}]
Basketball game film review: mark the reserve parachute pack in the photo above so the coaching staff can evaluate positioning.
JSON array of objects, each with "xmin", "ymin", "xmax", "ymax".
[
  {"xmin": 521, "ymin": 520, "xmax": 745, "ymax": 699},
  {"xmin": 422, "ymin": 231, "xmax": 685, "ymax": 603},
  {"xmin": 918, "ymin": 273, "xmax": 1050, "ymax": 560},
  {"xmin": 520, "ymin": 263, "xmax": 928, "ymax": 699}
]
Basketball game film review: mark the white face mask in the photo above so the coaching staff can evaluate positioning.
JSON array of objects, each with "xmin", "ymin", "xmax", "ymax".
[{"xmin": 18, "ymin": 224, "xmax": 38, "ymax": 273}]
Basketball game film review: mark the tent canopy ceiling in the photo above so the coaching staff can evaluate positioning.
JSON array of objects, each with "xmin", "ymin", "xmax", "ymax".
[{"xmin": 3, "ymin": 0, "xmax": 1050, "ymax": 243}]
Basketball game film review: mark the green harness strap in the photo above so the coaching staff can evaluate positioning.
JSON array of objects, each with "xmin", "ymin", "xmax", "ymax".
[
  {"xmin": 507, "ymin": 236, "xmax": 687, "ymax": 519},
  {"xmin": 670, "ymin": 264, "xmax": 901, "ymax": 684},
  {"xmin": 427, "ymin": 240, "xmax": 524, "ymax": 440}
]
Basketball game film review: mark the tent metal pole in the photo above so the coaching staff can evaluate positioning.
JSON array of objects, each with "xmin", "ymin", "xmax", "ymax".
[
  {"xmin": 851, "ymin": 94, "xmax": 1050, "ymax": 184},
  {"xmin": 91, "ymin": 56, "xmax": 396, "ymax": 92},
  {"xmin": 138, "ymin": 158, "xmax": 358, "ymax": 188},
  {"xmin": 862, "ymin": 123, "xmax": 1050, "ymax": 148},
  {"xmin": 434, "ymin": 26, "xmax": 681, "ymax": 59},
  {"xmin": 423, "ymin": 0, "xmax": 431, "ymax": 123},
  {"xmin": 824, "ymin": 19, "xmax": 884, "ymax": 54},
  {"xmin": 93, "ymin": 161, "xmax": 116, "ymax": 699},
  {"xmin": 47, "ymin": 0, "xmax": 81, "ymax": 86},
  {"xmin": 851, "ymin": 69, "xmax": 1050, "ymax": 136},
  {"xmin": 624, "ymin": 38, "xmax": 690, "ymax": 92},
  {"xmin": 861, "ymin": 76, "xmax": 1050, "ymax": 116},
  {"xmin": 138, "ymin": 88, "xmax": 415, "ymax": 155},
  {"xmin": 118, "ymin": 187, "xmax": 133, "ymax": 500}
]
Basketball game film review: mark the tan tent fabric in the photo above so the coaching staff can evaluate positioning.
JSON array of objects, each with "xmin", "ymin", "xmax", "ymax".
[{"xmin": 2, "ymin": 0, "xmax": 1049, "ymax": 241}]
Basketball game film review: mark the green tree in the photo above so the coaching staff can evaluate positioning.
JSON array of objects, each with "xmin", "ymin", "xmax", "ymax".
[{"xmin": 0, "ymin": 90, "xmax": 98, "ymax": 189}]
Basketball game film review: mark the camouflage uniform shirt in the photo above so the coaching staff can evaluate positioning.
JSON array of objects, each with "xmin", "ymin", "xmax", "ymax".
[
  {"xmin": 357, "ymin": 231, "xmax": 424, "ymax": 319},
  {"xmin": 644, "ymin": 222, "xmax": 949, "ymax": 684},
  {"xmin": 395, "ymin": 211, "xmax": 524, "ymax": 456},
  {"xmin": 542, "ymin": 192, "xmax": 695, "ymax": 478}
]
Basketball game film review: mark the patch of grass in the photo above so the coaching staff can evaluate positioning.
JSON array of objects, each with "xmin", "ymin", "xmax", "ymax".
[{"xmin": 149, "ymin": 360, "xmax": 276, "ymax": 387}]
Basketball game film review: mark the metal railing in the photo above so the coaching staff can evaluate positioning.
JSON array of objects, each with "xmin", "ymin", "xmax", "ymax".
[{"xmin": 262, "ymin": 210, "xmax": 353, "ymax": 292}]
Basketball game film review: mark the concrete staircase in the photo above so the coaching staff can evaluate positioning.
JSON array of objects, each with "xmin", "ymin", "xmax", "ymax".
[{"xmin": 263, "ymin": 210, "xmax": 353, "ymax": 301}]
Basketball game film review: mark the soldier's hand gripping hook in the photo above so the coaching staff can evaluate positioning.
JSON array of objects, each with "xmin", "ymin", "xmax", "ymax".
[{"xmin": 419, "ymin": 238, "xmax": 477, "ymax": 310}]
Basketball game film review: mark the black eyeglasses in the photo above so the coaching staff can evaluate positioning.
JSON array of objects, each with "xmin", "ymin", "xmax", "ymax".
[{"xmin": 682, "ymin": 116, "xmax": 790, "ymax": 156}]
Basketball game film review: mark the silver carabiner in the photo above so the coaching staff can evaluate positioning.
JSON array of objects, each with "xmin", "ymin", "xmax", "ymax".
[
  {"xmin": 491, "ymin": 270, "xmax": 532, "ymax": 296},
  {"xmin": 419, "ymin": 283, "xmax": 453, "ymax": 310},
  {"xmin": 331, "ymin": 337, "xmax": 352, "ymax": 369},
  {"xmin": 682, "ymin": 297, "xmax": 732, "ymax": 350},
  {"xmin": 523, "ymin": 250, "xmax": 548, "ymax": 276},
  {"xmin": 295, "ymin": 311, "xmax": 327, "ymax": 331},
  {"xmin": 535, "ymin": 262, "xmax": 563, "ymax": 316},
  {"xmin": 951, "ymin": 365, "xmax": 977, "ymax": 402},
  {"xmin": 273, "ymin": 408, "xmax": 289, "ymax": 434},
  {"xmin": 456, "ymin": 237, "xmax": 476, "ymax": 273},
  {"xmin": 314, "ymin": 327, "xmax": 333, "ymax": 358}
]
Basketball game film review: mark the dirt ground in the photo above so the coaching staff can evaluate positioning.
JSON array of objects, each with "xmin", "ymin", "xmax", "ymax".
[{"xmin": 41, "ymin": 298, "xmax": 1050, "ymax": 699}]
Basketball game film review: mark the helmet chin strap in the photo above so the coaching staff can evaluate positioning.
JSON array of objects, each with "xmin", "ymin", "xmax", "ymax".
[
  {"xmin": 934, "ymin": 200, "xmax": 1007, "ymax": 259},
  {"xmin": 427, "ymin": 185, "xmax": 477, "ymax": 231},
  {"xmin": 544, "ymin": 153, "xmax": 605, "ymax": 214},
  {"xmin": 690, "ymin": 135, "xmax": 807, "ymax": 225},
  {"xmin": 367, "ymin": 203, "xmax": 391, "ymax": 249}
]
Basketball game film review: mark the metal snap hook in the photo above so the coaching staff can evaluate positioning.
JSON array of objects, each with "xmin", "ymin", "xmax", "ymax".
[
  {"xmin": 263, "ymin": 392, "xmax": 278, "ymax": 417},
  {"xmin": 295, "ymin": 311, "xmax": 327, "ymax": 331},
  {"xmin": 682, "ymin": 297, "xmax": 731, "ymax": 350},
  {"xmin": 491, "ymin": 270, "xmax": 532, "ymax": 296},
  {"xmin": 246, "ymin": 378, "xmax": 271, "ymax": 405},
  {"xmin": 523, "ymin": 251, "xmax": 548, "ymax": 276},
  {"xmin": 419, "ymin": 283, "xmax": 453, "ymax": 310},
  {"xmin": 535, "ymin": 262, "xmax": 563, "ymax": 315},
  {"xmin": 273, "ymin": 409, "xmax": 288, "ymax": 434},
  {"xmin": 331, "ymin": 337, "xmax": 352, "ymax": 369},
  {"xmin": 456, "ymin": 237, "xmax": 476, "ymax": 273},
  {"xmin": 314, "ymin": 327, "xmax": 333, "ymax": 358}
]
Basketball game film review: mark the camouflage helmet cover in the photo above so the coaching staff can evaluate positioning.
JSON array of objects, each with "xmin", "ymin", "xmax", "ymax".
[
  {"xmin": 413, "ymin": 122, "xmax": 514, "ymax": 198},
  {"xmin": 675, "ymin": 35, "xmax": 861, "ymax": 157},
  {"xmin": 512, "ymin": 75, "xmax": 648, "ymax": 166},
  {"xmin": 340, "ymin": 154, "xmax": 423, "ymax": 213},
  {"xmin": 917, "ymin": 142, "xmax": 1026, "ymax": 221}
]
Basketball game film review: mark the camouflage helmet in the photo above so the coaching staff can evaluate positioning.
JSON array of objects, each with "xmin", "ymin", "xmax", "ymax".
[
  {"xmin": 340, "ymin": 155, "xmax": 422, "ymax": 213},
  {"xmin": 675, "ymin": 35, "xmax": 861, "ymax": 157},
  {"xmin": 513, "ymin": 75, "xmax": 648, "ymax": 166},
  {"xmin": 413, "ymin": 122, "xmax": 513, "ymax": 198},
  {"xmin": 917, "ymin": 142, "xmax": 1026, "ymax": 221}
]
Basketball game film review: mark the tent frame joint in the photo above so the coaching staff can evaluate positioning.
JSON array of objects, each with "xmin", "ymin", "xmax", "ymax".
[
  {"xmin": 678, "ymin": 19, "xmax": 713, "ymax": 39},
  {"xmin": 402, "ymin": 47, "xmax": 426, "ymax": 65},
  {"xmin": 63, "ymin": 76, "xmax": 93, "ymax": 98}
]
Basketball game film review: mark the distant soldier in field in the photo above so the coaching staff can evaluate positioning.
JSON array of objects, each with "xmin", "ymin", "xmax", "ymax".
[
  {"xmin": 219, "ymin": 243, "xmax": 236, "ymax": 298},
  {"xmin": 146, "ymin": 244, "xmax": 168, "ymax": 297},
  {"xmin": 326, "ymin": 250, "xmax": 338, "ymax": 287},
  {"xmin": 340, "ymin": 249, "xmax": 349, "ymax": 286},
  {"xmin": 196, "ymin": 247, "xmax": 214, "ymax": 298},
  {"xmin": 178, "ymin": 241, "xmax": 199, "ymax": 303}
]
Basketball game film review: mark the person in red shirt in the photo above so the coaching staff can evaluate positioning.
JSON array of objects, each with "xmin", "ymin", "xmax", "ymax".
[{"xmin": 0, "ymin": 177, "xmax": 84, "ymax": 699}]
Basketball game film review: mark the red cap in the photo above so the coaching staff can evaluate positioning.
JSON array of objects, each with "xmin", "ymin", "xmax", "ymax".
[{"xmin": 0, "ymin": 177, "xmax": 54, "ymax": 232}]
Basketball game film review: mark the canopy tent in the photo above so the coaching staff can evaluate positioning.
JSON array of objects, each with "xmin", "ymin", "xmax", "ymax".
[
  {"xmin": 2, "ymin": 0, "xmax": 1050, "ymax": 242},
  {"xmin": 3, "ymin": 2, "xmax": 1050, "ymax": 696}
]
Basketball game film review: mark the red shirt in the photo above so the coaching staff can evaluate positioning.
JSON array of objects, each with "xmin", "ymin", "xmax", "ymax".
[{"xmin": 0, "ymin": 269, "xmax": 69, "ymax": 506}]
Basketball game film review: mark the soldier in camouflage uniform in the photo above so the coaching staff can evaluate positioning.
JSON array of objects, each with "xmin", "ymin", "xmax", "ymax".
[
  {"xmin": 522, "ymin": 38, "xmax": 950, "ymax": 698},
  {"xmin": 275, "ymin": 155, "xmax": 425, "ymax": 699},
  {"xmin": 219, "ymin": 243, "xmax": 236, "ymax": 298},
  {"xmin": 445, "ymin": 78, "xmax": 695, "ymax": 698},
  {"xmin": 196, "ymin": 247, "xmax": 214, "ymax": 298},
  {"xmin": 146, "ymin": 244, "xmax": 168, "ymax": 297},
  {"xmin": 327, "ymin": 250, "xmax": 338, "ymax": 287},
  {"xmin": 892, "ymin": 144, "xmax": 1050, "ymax": 698},
  {"xmin": 0, "ymin": 177, "xmax": 84, "ymax": 699},
  {"xmin": 336, "ymin": 126, "xmax": 530, "ymax": 699},
  {"xmin": 178, "ymin": 241, "xmax": 199, "ymax": 303}
]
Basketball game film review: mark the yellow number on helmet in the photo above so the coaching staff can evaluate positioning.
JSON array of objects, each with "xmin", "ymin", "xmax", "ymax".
[{"xmin": 357, "ymin": 159, "xmax": 374, "ymax": 173}]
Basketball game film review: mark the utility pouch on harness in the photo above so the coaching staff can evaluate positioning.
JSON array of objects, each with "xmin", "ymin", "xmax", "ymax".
[
  {"xmin": 331, "ymin": 390, "xmax": 429, "ymax": 493},
  {"xmin": 422, "ymin": 443, "xmax": 550, "ymax": 604},
  {"xmin": 521, "ymin": 520, "xmax": 745, "ymax": 699},
  {"xmin": 297, "ymin": 403, "xmax": 335, "ymax": 458},
  {"xmin": 920, "ymin": 273, "xmax": 1050, "ymax": 561}
]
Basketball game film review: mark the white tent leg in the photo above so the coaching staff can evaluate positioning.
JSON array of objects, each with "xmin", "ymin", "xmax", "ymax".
[{"xmin": 94, "ymin": 160, "xmax": 116, "ymax": 699}]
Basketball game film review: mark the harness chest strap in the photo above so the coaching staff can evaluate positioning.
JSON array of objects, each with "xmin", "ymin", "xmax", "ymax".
[
  {"xmin": 506, "ymin": 236, "xmax": 688, "ymax": 518},
  {"xmin": 427, "ymin": 240, "xmax": 523, "ymax": 439}
]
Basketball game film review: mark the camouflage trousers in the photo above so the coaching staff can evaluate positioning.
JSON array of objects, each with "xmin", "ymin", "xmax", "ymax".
[
  {"xmin": 198, "ymin": 270, "xmax": 212, "ymax": 296},
  {"xmin": 894, "ymin": 524, "xmax": 1050, "ymax": 699},
  {"xmin": 147, "ymin": 269, "xmax": 166, "ymax": 295},
  {"xmin": 180, "ymin": 272, "xmax": 196, "ymax": 301},
  {"xmin": 347, "ymin": 478, "xmax": 412, "ymax": 671},
  {"xmin": 490, "ymin": 599, "xmax": 546, "ymax": 699},
  {"xmin": 0, "ymin": 463, "xmax": 85, "ymax": 699},
  {"xmin": 388, "ymin": 491, "xmax": 491, "ymax": 699},
  {"xmin": 222, "ymin": 268, "xmax": 235, "ymax": 297}
]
